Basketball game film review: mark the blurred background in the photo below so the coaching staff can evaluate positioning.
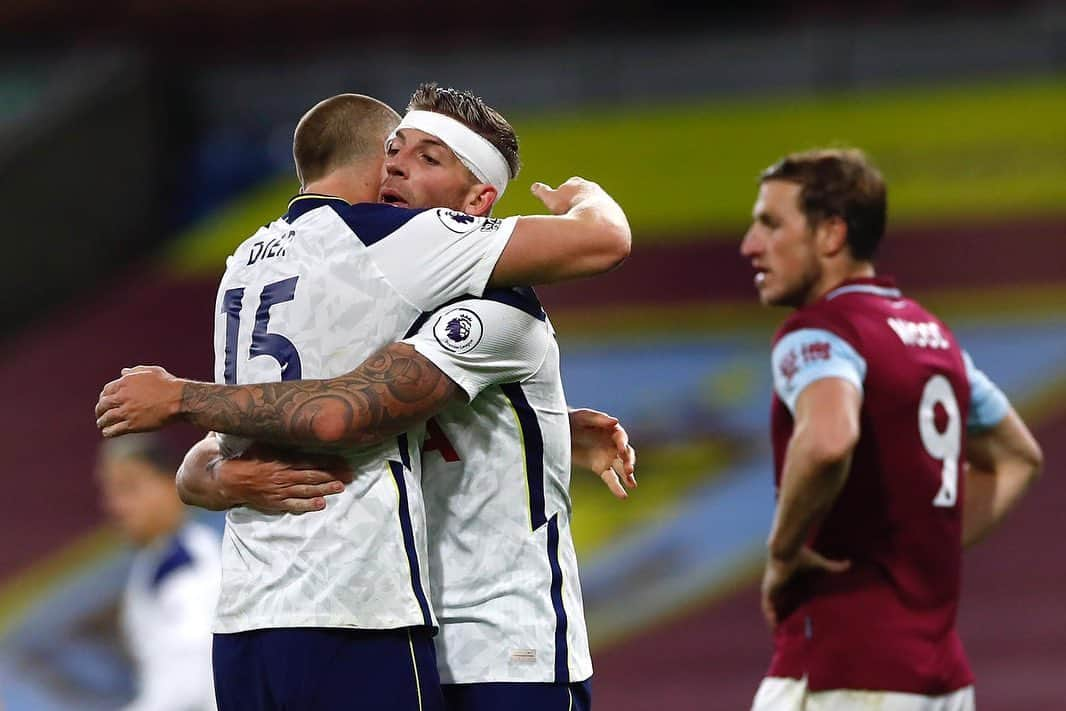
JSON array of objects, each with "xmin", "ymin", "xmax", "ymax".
[{"xmin": 2, "ymin": 1, "xmax": 1064, "ymax": 708}]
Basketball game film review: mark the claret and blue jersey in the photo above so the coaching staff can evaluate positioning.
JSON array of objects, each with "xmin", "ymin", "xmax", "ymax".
[{"xmin": 767, "ymin": 277, "xmax": 1009, "ymax": 695}]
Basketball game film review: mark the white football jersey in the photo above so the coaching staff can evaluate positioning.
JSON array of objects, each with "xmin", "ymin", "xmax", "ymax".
[
  {"xmin": 211, "ymin": 195, "xmax": 515, "ymax": 633},
  {"xmin": 121, "ymin": 522, "xmax": 220, "ymax": 711},
  {"xmin": 403, "ymin": 289, "xmax": 593, "ymax": 684}
]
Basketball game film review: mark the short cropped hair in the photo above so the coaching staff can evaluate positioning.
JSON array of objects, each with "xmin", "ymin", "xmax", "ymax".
[
  {"xmin": 407, "ymin": 83, "xmax": 521, "ymax": 179},
  {"xmin": 760, "ymin": 148, "xmax": 887, "ymax": 260},
  {"xmin": 293, "ymin": 94, "xmax": 401, "ymax": 185}
]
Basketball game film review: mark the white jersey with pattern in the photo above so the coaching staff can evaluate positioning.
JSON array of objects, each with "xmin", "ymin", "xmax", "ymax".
[
  {"xmin": 211, "ymin": 196, "xmax": 515, "ymax": 633},
  {"xmin": 403, "ymin": 288, "xmax": 593, "ymax": 684}
]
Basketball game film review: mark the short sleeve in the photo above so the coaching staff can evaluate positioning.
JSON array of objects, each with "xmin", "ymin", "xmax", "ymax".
[
  {"xmin": 402, "ymin": 296, "xmax": 550, "ymax": 401},
  {"xmin": 962, "ymin": 350, "xmax": 1009, "ymax": 430},
  {"xmin": 772, "ymin": 328, "xmax": 866, "ymax": 414},
  {"xmin": 365, "ymin": 208, "xmax": 517, "ymax": 310}
]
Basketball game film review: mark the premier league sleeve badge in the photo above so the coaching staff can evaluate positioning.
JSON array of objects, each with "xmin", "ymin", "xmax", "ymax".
[{"xmin": 433, "ymin": 307, "xmax": 484, "ymax": 354}]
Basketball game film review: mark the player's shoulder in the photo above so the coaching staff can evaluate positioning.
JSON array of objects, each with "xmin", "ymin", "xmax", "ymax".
[
  {"xmin": 181, "ymin": 521, "xmax": 222, "ymax": 559},
  {"xmin": 478, "ymin": 286, "xmax": 546, "ymax": 321},
  {"xmin": 774, "ymin": 303, "xmax": 855, "ymax": 347},
  {"xmin": 314, "ymin": 199, "xmax": 434, "ymax": 246},
  {"xmin": 222, "ymin": 219, "xmax": 284, "ymax": 269},
  {"xmin": 285, "ymin": 194, "xmax": 461, "ymax": 243},
  {"xmin": 293, "ymin": 197, "xmax": 504, "ymax": 249},
  {"xmin": 896, "ymin": 295, "xmax": 952, "ymax": 330},
  {"xmin": 149, "ymin": 533, "xmax": 198, "ymax": 591},
  {"xmin": 404, "ymin": 288, "xmax": 545, "ymax": 343},
  {"xmin": 419, "ymin": 287, "xmax": 546, "ymax": 348},
  {"xmin": 425, "ymin": 287, "xmax": 546, "ymax": 323}
]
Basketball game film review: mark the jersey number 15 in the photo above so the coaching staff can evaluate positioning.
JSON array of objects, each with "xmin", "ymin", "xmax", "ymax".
[{"xmin": 221, "ymin": 276, "xmax": 303, "ymax": 385}]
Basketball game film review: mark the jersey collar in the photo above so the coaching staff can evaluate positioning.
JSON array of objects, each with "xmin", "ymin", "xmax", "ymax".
[
  {"xmin": 283, "ymin": 193, "xmax": 351, "ymax": 222},
  {"xmin": 824, "ymin": 276, "xmax": 902, "ymax": 301}
]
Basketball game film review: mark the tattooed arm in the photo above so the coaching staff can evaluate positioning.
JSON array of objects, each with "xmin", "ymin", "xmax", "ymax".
[{"xmin": 94, "ymin": 343, "xmax": 463, "ymax": 446}]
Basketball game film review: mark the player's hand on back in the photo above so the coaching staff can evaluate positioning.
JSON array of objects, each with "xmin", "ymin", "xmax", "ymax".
[
  {"xmin": 218, "ymin": 443, "xmax": 353, "ymax": 515},
  {"xmin": 96, "ymin": 365, "xmax": 186, "ymax": 437},
  {"xmin": 530, "ymin": 177, "xmax": 604, "ymax": 215},
  {"xmin": 491, "ymin": 176, "xmax": 629, "ymax": 286},
  {"xmin": 569, "ymin": 407, "xmax": 637, "ymax": 499},
  {"xmin": 761, "ymin": 546, "xmax": 850, "ymax": 630}
]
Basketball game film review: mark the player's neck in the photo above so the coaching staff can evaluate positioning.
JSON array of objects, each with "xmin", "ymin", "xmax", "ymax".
[
  {"xmin": 137, "ymin": 510, "xmax": 186, "ymax": 549},
  {"xmin": 303, "ymin": 168, "xmax": 379, "ymax": 205},
  {"xmin": 806, "ymin": 260, "xmax": 876, "ymax": 305}
]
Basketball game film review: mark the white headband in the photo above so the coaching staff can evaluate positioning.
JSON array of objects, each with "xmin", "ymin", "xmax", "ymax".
[{"xmin": 387, "ymin": 110, "xmax": 511, "ymax": 198}]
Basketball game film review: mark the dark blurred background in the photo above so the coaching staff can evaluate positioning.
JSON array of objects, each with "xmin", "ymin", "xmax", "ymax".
[{"xmin": 2, "ymin": 1, "xmax": 1064, "ymax": 709}]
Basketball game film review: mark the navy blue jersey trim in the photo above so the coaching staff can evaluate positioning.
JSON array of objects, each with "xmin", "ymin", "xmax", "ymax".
[
  {"xmin": 331, "ymin": 203, "xmax": 430, "ymax": 246},
  {"xmin": 500, "ymin": 383, "xmax": 546, "ymax": 530},
  {"xmin": 546, "ymin": 514, "xmax": 571, "ymax": 684},
  {"xmin": 403, "ymin": 311, "xmax": 436, "ymax": 339},
  {"xmin": 401, "ymin": 293, "xmax": 477, "ymax": 339},
  {"xmin": 482, "ymin": 287, "xmax": 546, "ymax": 321},
  {"xmin": 389, "ymin": 460, "xmax": 434, "ymax": 629},
  {"xmin": 397, "ymin": 433, "xmax": 412, "ymax": 471},
  {"xmin": 151, "ymin": 536, "xmax": 195, "ymax": 591},
  {"xmin": 404, "ymin": 288, "xmax": 545, "ymax": 342},
  {"xmin": 282, "ymin": 194, "xmax": 350, "ymax": 223},
  {"xmin": 499, "ymin": 382, "xmax": 565, "ymax": 680}
]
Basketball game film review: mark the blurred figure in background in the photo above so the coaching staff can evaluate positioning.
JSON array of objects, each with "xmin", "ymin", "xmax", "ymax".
[
  {"xmin": 741, "ymin": 148, "xmax": 1043, "ymax": 711},
  {"xmin": 97, "ymin": 434, "xmax": 221, "ymax": 711}
]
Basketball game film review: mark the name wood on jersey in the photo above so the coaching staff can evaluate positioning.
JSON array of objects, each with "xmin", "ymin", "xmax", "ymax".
[
  {"xmin": 247, "ymin": 231, "xmax": 295, "ymax": 266},
  {"xmin": 886, "ymin": 318, "xmax": 950, "ymax": 349}
]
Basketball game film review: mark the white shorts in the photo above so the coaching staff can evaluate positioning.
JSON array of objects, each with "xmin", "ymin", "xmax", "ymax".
[{"xmin": 751, "ymin": 676, "xmax": 975, "ymax": 711}]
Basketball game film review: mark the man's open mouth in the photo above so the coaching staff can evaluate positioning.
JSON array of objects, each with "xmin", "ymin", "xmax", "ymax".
[{"xmin": 379, "ymin": 188, "xmax": 409, "ymax": 207}]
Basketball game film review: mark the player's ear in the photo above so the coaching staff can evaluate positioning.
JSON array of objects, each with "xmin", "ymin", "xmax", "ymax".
[
  {"xmin": 818, "ymin": 216, "xmax": 849, "ymax": 257},
  {"xmin": 463, "ymin": 184, "xmax": 498, "ymax": 217}
]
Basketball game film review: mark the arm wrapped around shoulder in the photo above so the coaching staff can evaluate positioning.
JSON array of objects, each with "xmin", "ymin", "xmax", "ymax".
[{"xmin": 490, "ymin": 177, "xmax": 631, "ymax": 286}]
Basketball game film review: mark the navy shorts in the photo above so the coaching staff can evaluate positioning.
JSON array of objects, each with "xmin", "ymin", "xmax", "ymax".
[
  {"xmin": 213, "ymin": 626, "xmax": 444, "ymax": 711},
  {"xmin": 442, "ymin": 679, "xmax": 592, "ymax": 711}
]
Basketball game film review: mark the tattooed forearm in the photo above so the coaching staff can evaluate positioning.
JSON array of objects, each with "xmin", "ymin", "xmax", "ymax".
[{"xmin": 179, "ymin": 343, "xmax": 460, "ymax": 446}]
